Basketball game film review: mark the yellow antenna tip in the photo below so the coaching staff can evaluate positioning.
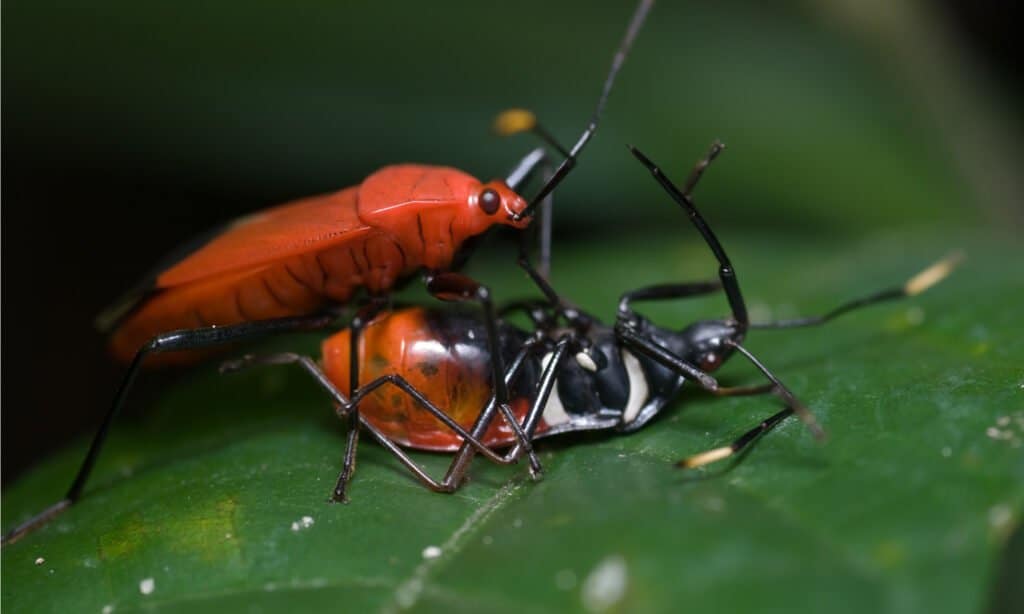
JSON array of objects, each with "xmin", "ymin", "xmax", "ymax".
[
  {"xmin": 904, "ymin": 250, "xmax": 965, "ymax": 296},
  {"xmin": 677, "ymin": 446, "xmax": 733, "ymax": 469},
  {"xmin": 494, "ymin": 108, "xmax": 537, "ymax": 136}
]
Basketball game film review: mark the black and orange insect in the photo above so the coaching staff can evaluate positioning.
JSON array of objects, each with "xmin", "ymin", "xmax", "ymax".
[{"xmin": 214, "ymin": 142, "xmax": 960, "ymax": 496}]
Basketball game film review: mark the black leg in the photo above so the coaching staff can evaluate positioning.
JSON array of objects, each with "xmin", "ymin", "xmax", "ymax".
[
  {"xmin": 332, "ymin": 301, "xmax": 387, "ymax": 502},
  {"xmin": 677, "ymin": 408, "xmax": 795, "ymax": 469},
  {"xmin": 617, "ymin": 326, "xmax": 823, "ymax": 451},
  {"xmin": 1, "ymin": 311, "xmax": 339, "ymax": 547},
  {"xmin": 222, "ymin": 339, "xmax": 548, "ymax": 494},
  {"xmin": 751, "ymin": 252, "xmax": 963, "ymax": 330},
  {"xmin": 616, "ymin": 326, "xmax": 719, "ymax": 390},
  {"xmin": 630, "ymin": 143, "xmax": 749, "ymax": 331},
  {"xmin": 517, "ymin": 253, "xmax": 596, "ymax": 330},
  {"xmin": 724, "ymin": 341, "xmax": 824, "ymax": 440},
  {"xmin": 440, "ymin": 335, "xmax": 574, "ymax": 489},
  {"xmin": 426, "ymin": 273, "xmax": 544, "ymax": 477},
  {"xmin": 223, "ymin": 348, "xmax": 533, "ymax": 467},
  {"xmin": 617, "ymin": 280, "xmax": 723, "ymax": 318}
]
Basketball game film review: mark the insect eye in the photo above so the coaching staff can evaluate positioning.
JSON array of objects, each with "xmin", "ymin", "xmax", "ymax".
[
  {"xmin": 700, "ymin": 353, "xmax": 719, "ymax": 371},
  {"xmin": 479, "ymin": 189, "xmax": 501, "ymax": 215}
]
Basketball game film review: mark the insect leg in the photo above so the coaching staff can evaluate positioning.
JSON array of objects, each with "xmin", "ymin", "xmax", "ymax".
[
  {"xmin": 616, "ymin": 326, "xmax": 824, "ymax": 439},
  {"xmin": 617, "ymin": 280, "xmax": 723, "ymax": 317},
  {"xmin": 439, "ymin": 336, "xmax": 573, "ymax": 490},
  {"xmin": 1, "ymin": 311, "xmax": 338, "ymax": 547},
  {"xmin": 751, "ymin": 252, "xmax": 963, "ymax": 330},
  {"xmin": 426, "ymin": 273, "xmax": 544, "ymax": 477},
  {"xmin": 616, "ymin": 330, "xmax": 819, "ymax": 466},
  {"xmin": 615, "ymin": 326, "xmax": 719, "ymax": 390},
  {"xmin": 348, "ymin": 342, "xmax": 548, "ymax": 493},
  {"xmin": 225, "ymin": 354, "xmax": 504, "ymax": 494},
  {"xmin": 330, "ymin": 301, "xmax": 390, "ymax": 502},
  {"xmin": 223, "ymin": 349, "xmax": 528, "ymax": 474},
  {"xmin": 723, "ymin": 341, "xmax": 823, "ymax": 439}
]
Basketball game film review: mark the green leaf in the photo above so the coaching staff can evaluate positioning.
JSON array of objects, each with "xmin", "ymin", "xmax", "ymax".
[{"xmin": 3, "ymin": 232, "xmax": 1021, "ymax": 614}]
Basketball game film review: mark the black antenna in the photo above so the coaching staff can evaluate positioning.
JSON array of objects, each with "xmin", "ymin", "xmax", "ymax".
[
  {"xmin": 497, "ymin": 0, "xmax": 655, "ymax": 220},
  {"xmin": 630, "ymin": 143, "xmax": 750, "ymax": 333}
]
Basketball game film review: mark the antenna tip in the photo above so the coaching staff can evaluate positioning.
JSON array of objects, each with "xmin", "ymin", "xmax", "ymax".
[
  {"xmin": 904, "ymin": 250, "xmax": 965, "ymax": 296},
  {"xmin": 494, "ymin": 108, "xmax": 537, "ymax": 136},
  {"xmin": 676, "ymin": 446, "xmax": 733, "ymax": 469}
]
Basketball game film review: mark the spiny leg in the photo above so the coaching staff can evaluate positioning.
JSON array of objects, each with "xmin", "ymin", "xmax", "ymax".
[
  {"xmin": 1, "ymin": 311, "xmax": 338, "ymax": 547},
  {"xmin": 221, "ymin": 347, "xmax": 540, "ymax": 495},
  {"xmin": 440, "ymin": 335, "xmax": 574, "ymax": 490},
  {"xmin": 426, "ymin": 273, "xmax": 544, "ymax": 477}
]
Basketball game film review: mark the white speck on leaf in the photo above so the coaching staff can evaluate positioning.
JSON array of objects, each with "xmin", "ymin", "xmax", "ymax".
[
  {"xmin": 421, "ymin": 545, "xmax": 442, "ymax": 560},
  {"xmin": 482, "ymin": 535, "xmax": 493, "ymax": 546},
  {"xmin": 34, "ymin": 557, "xmax": 45, "ymax": 566},
  {"xmin": 941, "ymin": 446, "xmax": 952, "ymax": 458},
  {"xmin": 102, "ymin": 605, "xmax": 115, "ymax": 614},
  {"xmin": 513, "ymin": 518, "xmax": 523, "ymax": 529},
  {"xmin": 988, "ymin": 504, "xmax": 1014, "ymax": 536},
  {"xmin": 291, "ymin": 515, "xmax": 315, "ymax": 532},
  {"xmin": 581, "ymin": 555, "xmax": 628, "ymax": 612},
  {"xmin": 139, "ymin": 578, "xmax": 155, "ymax": 595}
]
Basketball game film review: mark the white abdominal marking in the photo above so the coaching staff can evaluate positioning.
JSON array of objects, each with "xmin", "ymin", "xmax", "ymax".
[
  {"xmin": 539, "ymin": 352, "xmax": 571, "ymax": 426},
  {"xmin": 622, "ymin": 350, "xmax": 649, "ymax": 423}
]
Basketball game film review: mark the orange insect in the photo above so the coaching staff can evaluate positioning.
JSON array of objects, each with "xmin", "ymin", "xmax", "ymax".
[{"xmin": 1, "ymin": 0, "xmax": 655, "ymax": 546}]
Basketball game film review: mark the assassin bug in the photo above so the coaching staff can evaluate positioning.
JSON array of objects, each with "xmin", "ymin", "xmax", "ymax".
[
  {"xmin": 211, "ymin": 142, "xmax": 960, "ymax": 495},
  {"xmin": 0, "ymin": 0, "xmax": 656, "ymax": 546}
]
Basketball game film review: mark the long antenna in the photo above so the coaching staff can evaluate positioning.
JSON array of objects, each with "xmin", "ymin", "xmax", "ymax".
[{"xmin": 497, "ymin": 0, "xmax": 655, "ymax": 220}]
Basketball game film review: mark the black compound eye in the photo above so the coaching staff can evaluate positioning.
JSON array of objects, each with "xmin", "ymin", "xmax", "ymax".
[{"xmin": 479, "ymin": 188, "xmax": 501, "ymax": 215}]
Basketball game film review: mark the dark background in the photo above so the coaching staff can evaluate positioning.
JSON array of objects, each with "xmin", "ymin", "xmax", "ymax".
[{"xmin": 3, "ymin": 0, "xmax": 1021, "ymax": 484}]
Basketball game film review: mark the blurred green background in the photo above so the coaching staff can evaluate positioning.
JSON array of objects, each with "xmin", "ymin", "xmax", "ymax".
[{"xmin": 2, "ymin": 1, "xmax": 1022, "ymax": 612}]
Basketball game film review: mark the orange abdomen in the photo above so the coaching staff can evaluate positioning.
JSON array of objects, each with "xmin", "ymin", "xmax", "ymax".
[{"xmin": 321, "ymin": 308, "xmax": 542, "ymax": 451}]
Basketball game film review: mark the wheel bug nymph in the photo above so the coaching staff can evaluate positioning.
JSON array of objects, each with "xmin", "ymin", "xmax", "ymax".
[{"xmin": 212, "ymin": 141, "xmax": 960, "ymax": 496}]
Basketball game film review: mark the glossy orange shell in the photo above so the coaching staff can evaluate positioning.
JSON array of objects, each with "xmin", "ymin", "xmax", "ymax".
[
  {"xmin": 321, "ymin": 308, "xmax": 547, "ymax": 451},
  {"xmin": 107, "ymin": 165, "xmax": 528, "ymax": 364}
]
